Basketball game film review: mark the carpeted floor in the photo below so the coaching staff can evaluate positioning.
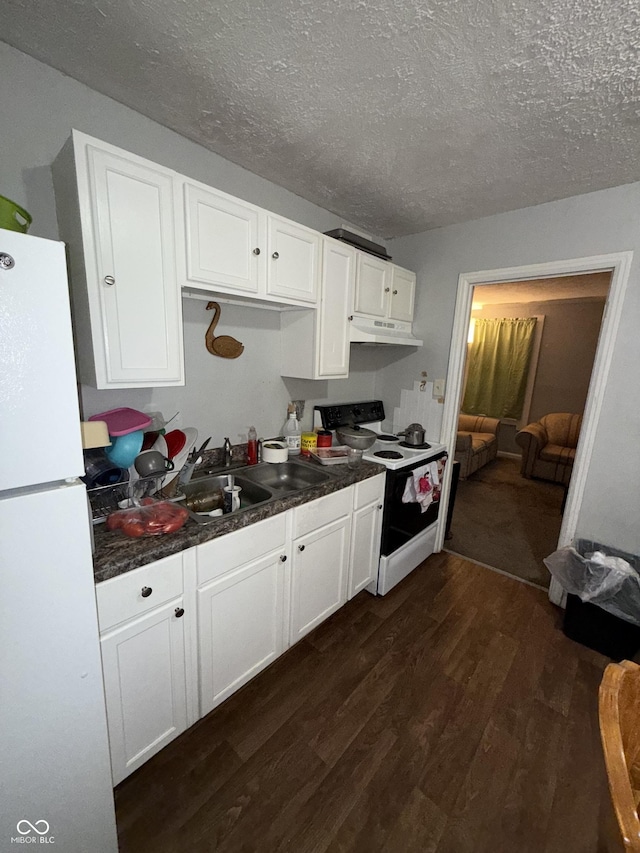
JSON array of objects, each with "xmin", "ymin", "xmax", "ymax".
[{"xmin": 446, "ymin": 455, "xmax": 565, "ymax": 588}]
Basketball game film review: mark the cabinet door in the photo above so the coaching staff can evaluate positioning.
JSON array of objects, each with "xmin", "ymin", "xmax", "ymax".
[
  {"xmin": 183, "ymin": 182, "xmax": 264, "ymax": 294},
  {"xmin": 87, "ymin": 143, "xmax": 183, "ymax": 386},
  {"xmin": 349, "ymin": 500, "xmax": 383, "ymax": 599},
  {"xmin": 354, "ymin": 253, "xmax": 391, "ymax": 317},
  {"xmin": 100, "ymin": 598, "xmax": 188, "ymax": 784},
  {"xmin": 198, "ymin": 550, "xmax": 286, "ymax": 716},
  {"xmin": 316, "ymin": 238, "xmax": 355, "ymax": 378},
  {"xmin": 389, "ymin": 266, "xmax": 416, "ymax": 322},
  {"xmin": 266, "ymin": 215, "xmax": 319, "ymax": 303},
  {"xmin": 290, "ymin": 515, "xmax": 351, "ymax": 643}
]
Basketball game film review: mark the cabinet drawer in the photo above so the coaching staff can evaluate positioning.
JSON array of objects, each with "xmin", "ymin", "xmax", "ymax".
[
  {"xmin": 96, "ymin": 552, "xmax": 184, "ymax": 632},
  {"xmin": 293, "ymin": 487, "xmax": 352, "ymax": 539},
  {"xmin": 354, "ymin": 473, "xmax": 386, "ymax": 510},
  {"xmin": 197, "ymin": 513, "xmax": 287, "ymax": 586}
]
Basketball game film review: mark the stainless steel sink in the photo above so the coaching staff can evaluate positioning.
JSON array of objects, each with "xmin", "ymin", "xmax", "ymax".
[
  {"xmin": 180, "ymin": 474, "xmax": 272, "ymax": 521},
  {"xmin": 180, "ymin": 461, "xmax": 331, "ymax": 523},
  {"xmin": 241, "ymin": 461, "xmax": 331, "ymax": 493}
]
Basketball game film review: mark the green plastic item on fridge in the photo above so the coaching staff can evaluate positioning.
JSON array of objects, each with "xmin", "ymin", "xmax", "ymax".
[{"xmin": 0, "ymin": 195, "xmax": 32, "ymax": 233}]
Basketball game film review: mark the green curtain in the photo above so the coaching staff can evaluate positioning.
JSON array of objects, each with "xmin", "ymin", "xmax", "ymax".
[{"xmin": 462, "ymin": 317, "xmax": 537, "ymax": 419}]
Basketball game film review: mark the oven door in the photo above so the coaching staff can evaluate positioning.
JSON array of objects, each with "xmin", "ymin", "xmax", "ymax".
[{"xmin": 380, "ymin": 451, "xmax": 447, "ymax": 557}]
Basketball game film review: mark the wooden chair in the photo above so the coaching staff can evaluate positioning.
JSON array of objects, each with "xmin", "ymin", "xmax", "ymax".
[{"xmin": 599, "ymin": 660, "xmax": 640, "ymax": 851}]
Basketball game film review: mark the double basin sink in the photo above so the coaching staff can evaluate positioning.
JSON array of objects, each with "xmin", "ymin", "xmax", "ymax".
[{"xmin": 180, "ymin": 460, "xmax": 332, "ymax": 523}]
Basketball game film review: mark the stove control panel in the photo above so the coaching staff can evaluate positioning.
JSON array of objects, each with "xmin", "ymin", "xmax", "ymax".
[{"xmin": 314, "ymin": 400, "xmax": 385, "ymax": 430}]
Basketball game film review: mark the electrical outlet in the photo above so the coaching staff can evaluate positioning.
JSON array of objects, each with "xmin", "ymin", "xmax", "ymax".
[{"xmin": 433, "ymin": 379, "xmax": 445, "ymax": 397}]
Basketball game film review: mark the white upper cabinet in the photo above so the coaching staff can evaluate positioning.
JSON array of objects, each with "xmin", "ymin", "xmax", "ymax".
[
  {"xmin": 280, "ymin": 236, "xmax": 355, "ymax": 380},
  {"xmin": 184, "ymin": 182, "xmax": 265, "ymax": 295},
  {"xmin": 53, "ymin": 131, "xmax": 184, "ymax": 389},
  {"xmin": 354, "ymin": 253, "xmax": 391, "ymax": 317},
  {"xmin": 316, "ymin": 238, "xmax": 355, "ymax": 377},
  {"xmin": 54, "ymin": 131, "xmax": 417, "ymax": 387},
  {"xmin": 354, "ymin": 253, "xmax": 416, "ymax": 324},
  {"xmin": 266, "ymin": 215, "xmax": 319, "ymax": 304},
  {"xmin": 389, "ymin": 266, "xmax": 416, "ymax": 322},
  {"xmin": 181, "ymin": 183, "xmax": 319, "ymax": 306}
]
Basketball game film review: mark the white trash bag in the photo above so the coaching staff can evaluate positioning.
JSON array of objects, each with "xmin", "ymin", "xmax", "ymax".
[{"xmin": 544, "ymin": 540, "xmax": 640, "ymax": 627}]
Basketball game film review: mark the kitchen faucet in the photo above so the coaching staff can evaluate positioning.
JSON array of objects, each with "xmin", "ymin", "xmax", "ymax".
[{"xmin": 223, "ymin": 437, "xmax": 232, "ymax": 467}]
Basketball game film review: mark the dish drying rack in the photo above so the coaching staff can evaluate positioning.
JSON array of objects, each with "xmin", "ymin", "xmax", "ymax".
[{"xmin": 87, "ymin": 475, "xmax": 167, "ymax": 525}]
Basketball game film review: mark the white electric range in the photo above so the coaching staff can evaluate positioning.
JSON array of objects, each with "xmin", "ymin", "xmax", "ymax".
[{"xmin": 313, "ymin": 401, "xmax": 449, "ymax": 595}]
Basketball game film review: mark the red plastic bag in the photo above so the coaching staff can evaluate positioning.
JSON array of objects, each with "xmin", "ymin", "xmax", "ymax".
[{"xmin": 106, "ymin": 499, "xmax": 189, "ymax": 537}]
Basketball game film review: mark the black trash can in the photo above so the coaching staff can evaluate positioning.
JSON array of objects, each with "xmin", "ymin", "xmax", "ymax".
[
  {"xmin": 563, "ymin": 593, "xmax": 640, "ymax": 660},
  {"xmin": 545, "ymin": 539, "xmax": 640, "ymax": 660}
]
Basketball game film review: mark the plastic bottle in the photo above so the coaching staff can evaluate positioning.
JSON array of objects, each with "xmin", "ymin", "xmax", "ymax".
[
  {"xmin": 247, "ymin": 426, "xmax": 258, "ymax": 465},
  {"xmin": 282, "ymin": 403, "xmax": 301, "ymax": 456}
]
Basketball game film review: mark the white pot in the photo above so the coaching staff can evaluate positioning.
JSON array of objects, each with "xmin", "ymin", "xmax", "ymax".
[{"xmin": 262, "ymin": 440, "xmax": 288, "ymax": 463}]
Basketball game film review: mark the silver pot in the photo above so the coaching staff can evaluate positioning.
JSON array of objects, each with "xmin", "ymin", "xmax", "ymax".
[
  {"xmin": 397, "ymin": 422, "xmax": 426, "ymax": 445},
  {"xmin": 336, "ymin": 424, "xmax": 377, "ymax": 450}
]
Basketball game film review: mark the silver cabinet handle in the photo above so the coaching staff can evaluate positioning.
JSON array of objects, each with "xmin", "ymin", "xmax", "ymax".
[
  {"xmin": 393, "ymin": 290, "xmax": 398, "ymax": 295},
  {"xmin": 104, "ymin": 275, "xmax": 115, "ymax": 286},
  {"xmin": 377, "ymin": 504, "xmax": 383, "ymax": 510},
  {"xmin": 298, "ymin": 544, "xmax": 305, "ymax": 552},
  {"xmin": 280, "ymin": 554, "xmax": 287, "ymax": 562},
  {"xmin": 272, "ymin": 251, "xmax": 279, "ymax": 259},
  {"xmin": 175, "ymin": 607, "xmax": 185, "ymax": 618},
  {"xmin": 141, "ymin": 586, "xmax": 152, "ymax": 598},
  {"xmin": 253, "ymin": 248, "xmax": 261, "ymax": 255},
  {"xmin": 384, "ymin": 287, "xmax": 390, "ymax": 292},
  {"xmin": 0, "ymin": 253, "xmax": 16, "ymax": 270}
]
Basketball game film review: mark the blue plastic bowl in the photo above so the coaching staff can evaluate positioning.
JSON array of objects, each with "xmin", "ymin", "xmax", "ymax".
[{"xmin": 105, "ymin": 430, "xmax": 144, "ymax": 469}]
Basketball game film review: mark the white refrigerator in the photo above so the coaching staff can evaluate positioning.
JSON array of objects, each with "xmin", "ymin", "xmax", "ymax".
[{"xmin": 0, "ymin": 229, "xmax": 118, "ymax": 851}]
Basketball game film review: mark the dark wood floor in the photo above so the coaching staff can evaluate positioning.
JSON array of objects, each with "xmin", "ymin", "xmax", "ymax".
[{"xmin": 115, "ymin": 553, "xmax": 610, "ymax": 853}]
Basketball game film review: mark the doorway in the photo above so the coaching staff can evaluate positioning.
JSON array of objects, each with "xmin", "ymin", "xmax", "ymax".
[
  {"xmin": 445, "ymin": 274, "xmax": 610, "ymax": 588},
  {"xmin": 437, "ymin": 252, "xmax": 633, "ymax": 606}
]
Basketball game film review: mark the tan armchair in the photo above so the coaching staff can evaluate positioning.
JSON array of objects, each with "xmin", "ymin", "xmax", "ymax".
[
  {"xmin": 516, "ymin": 412, "xmax": 582, "ymax": 485},
  {"xmin": 455, "ymin": 414, "xmax": 501, "ymax": 479}
]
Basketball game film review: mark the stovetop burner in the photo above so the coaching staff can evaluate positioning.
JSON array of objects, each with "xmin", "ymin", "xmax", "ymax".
[
  {"xmin": 375, "ymin": 450, "xmax": 404, "ymax": 460},
  {"xmin": 376, "ymin": 434, "xmax": 400, "ymax": 442},
  {"xmin": 398, "ymin": 441, "xmax": 432, "ymax": 450}
]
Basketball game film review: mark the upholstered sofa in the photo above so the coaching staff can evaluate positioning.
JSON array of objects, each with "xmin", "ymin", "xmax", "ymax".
[
  {"xmin": 455, "ymin": 414, "xmax": 501, "ymax": 479},
  {"xmin": 515, "ymin": 412, "xmax": 582, "ymax": 485}
]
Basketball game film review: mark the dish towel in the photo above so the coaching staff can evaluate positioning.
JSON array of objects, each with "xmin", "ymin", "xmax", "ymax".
[{"xmin": 402, "ymin": 461, "xmax": 441, "ymax": 512}]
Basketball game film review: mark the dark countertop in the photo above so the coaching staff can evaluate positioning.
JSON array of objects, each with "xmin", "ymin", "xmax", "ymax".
[{"xmin": 93, "ymin": 458, "xmax": 385, "ymax": 584}]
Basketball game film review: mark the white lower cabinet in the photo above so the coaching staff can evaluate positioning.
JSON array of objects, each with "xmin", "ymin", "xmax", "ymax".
[
  {"xmin": 197, "ymin": 549, "xmax": 287, "ymax": 715},
  {"xmin": 289, "ymin": 487, "xmax": 353, "ymax": 643},
  {"xmin": 349, "ymin": 473, "xmax": 385, "ymax": 598},
  {"xmin": 100, "ymin": 597, "xmax": 189, "ymax": 785},
  {"xmin": 196, "ymin": 513, "xmax": 288, "ymax": 716},
  {"xmin": 95, "ymin": 550, "xmax": 194, "ymax": 785},
  {"xmin": 290, "ymin": 515, "xmax": 351, "ymax": 642},
  {"xmin": 95, "ymin": 477, "xmax": 386, "ymax": 782}
]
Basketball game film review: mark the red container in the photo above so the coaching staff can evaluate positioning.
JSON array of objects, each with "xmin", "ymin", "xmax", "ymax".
[{"xmin": 316, "ymin": 430, "xmax": 332, "ymax": 448}]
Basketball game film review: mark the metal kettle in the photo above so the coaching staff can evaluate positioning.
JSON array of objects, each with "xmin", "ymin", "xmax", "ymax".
[{"xmin": 397, "ymin": 422, "xmax": 426, "ymax": 445}]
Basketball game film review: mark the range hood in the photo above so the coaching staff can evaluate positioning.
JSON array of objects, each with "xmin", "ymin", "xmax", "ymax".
[
  {"xmin": 324, "ymin": 228, "xmax": 391, "ymax": 260},
  {"xmin": 349, "ymin": 317, "xmax": 423, "ymax": 346}
]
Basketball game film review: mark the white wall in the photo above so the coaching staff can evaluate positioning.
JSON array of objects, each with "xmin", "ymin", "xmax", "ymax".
[
  {"xmin": 0, "ymin": 42, "xmax": 379, "ymax": 440},
  {"xmin": 383, "ymin": 187, "xmax": 640, "ymax": 555}
]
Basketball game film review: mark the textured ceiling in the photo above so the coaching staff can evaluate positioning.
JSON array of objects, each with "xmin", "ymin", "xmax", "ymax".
[
  {"xmin": 474, "ymin": 272, "xmax": 611, "ymax": 305},
  {"xmin": 2, "ymin": 0, "xmax": 640, "ymax": 237}
]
